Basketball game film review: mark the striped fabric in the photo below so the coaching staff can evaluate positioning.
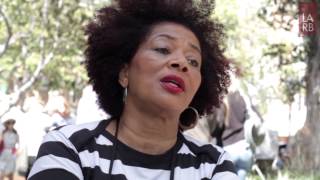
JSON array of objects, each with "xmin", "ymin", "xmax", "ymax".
[{"xmin": 28, "ymin": 119, "xmax": 239, "ymax": 180}]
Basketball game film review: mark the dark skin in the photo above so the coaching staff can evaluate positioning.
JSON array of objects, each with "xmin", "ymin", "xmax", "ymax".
[{"xmin": 106, "ymin": 22, "xmax": 202, "ymax": 155}]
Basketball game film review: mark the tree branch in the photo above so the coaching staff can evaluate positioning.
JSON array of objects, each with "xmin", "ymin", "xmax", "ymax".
[
  {"xmin": 0, "ymin": 6, "xmax": 13, "ymax": 58},
  {"xmin": 0, "ymin": 52, "xmax": 54, "ymax": 118},
  {"xmin": 0, "ymin": 0, "xmax": 55, "ymax": 118}
]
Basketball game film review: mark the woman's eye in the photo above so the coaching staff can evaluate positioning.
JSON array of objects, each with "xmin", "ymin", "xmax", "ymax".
[
  {"xmin": 154, "ymin": 48, "xmax": 170, "ymax": 55},
  {"xmin": 187, "ymin": 59, "xmax": 200, "ymax": 68}
]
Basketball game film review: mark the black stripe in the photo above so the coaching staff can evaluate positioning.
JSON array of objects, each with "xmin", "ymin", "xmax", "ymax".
[
  {"xmin": 83, "ymin": 141, "xmax": 114, "ymax": 159},
  {"xmin": 64, "ymin": 124, "xmax": 223, "ymax": 170},
  {"xmin": 181, "ymin": 135, "xmax": 221, "ymax": 163},
  {"xmin": 176, "ymin": 152, "xmax": 215, "ymax": 169},
  {"xmin": 211, "ymin": 160, "xmax": 237, "ymax": 176},
  {"xmin": 77, "ymin": 141, "xmax": 222, "ymax": 171},
  {"xmin": 28, "ymin": 169, "xmax": 79, "ymax": 180},
  {"xmin": 31, "ymin": 120, "xmax": 237, "ymax": 179},
  {"xmin": 80, "ymin": 135, "xmax": 173, "ymax": 170},
  {"xmin": 68, "ymin": 120, "xmax": 109, "ymax": 152},
  {"xmin": 69, "ymin": 128, "xmax": 97, "ymax": 151},
  {"xmin": 82, "ymin": 167, "xmax": 127, "ymax": 180},
  {"xmin": 53, "ymin": 125, "xmax": 66, "ymax": 131},
  {"xmin": 75, "ymin": 138, "xmax": 221, "ymax": 170},
  {"xmin": 37, "ymin": 141, "xmax": 81, "ymax": 165}
]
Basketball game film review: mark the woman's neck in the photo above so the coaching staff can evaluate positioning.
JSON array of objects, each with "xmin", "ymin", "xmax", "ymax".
[{"xmin": 107, "ymin": 107, "xmax": 179, "ymax": 155}]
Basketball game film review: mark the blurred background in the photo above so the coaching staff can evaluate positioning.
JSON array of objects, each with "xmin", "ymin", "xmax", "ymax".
[{"xmin": 0, "ymin": 0, "xmax": 319, "ymax": 179}]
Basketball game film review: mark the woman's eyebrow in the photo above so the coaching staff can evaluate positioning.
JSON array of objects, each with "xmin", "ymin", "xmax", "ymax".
[
  {"xmin": 189, "ymin": 43, "xmax": 201, "ymax": 54},
  {"xmin": 153, "ymin": 34, "xmax": 201, "ymax": 54}
]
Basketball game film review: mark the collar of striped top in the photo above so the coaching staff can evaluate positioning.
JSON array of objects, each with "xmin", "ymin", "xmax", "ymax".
[{"xmin": 105, "ymin": 119, "xmax": 182, "ymax": 180}]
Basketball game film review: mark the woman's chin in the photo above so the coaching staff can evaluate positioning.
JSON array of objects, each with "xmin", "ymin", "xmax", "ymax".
[
  {"xmin": 154, "ymin": 102, "xmax": 186, "ymax": 116},
  {"xmin": 155, "ymin": 94, "xmax": 189, "ymax": 110}
]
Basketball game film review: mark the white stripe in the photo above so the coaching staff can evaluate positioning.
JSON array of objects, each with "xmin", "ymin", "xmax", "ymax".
[
  {"xmin": 78, "ymin": 150, "xmax": 217, "ymax": 179},
  {"xmin": 183, "ymin": 133, "xmax": 209, "ymax": 147},
  {"xmin": 177, "ymin": 143, "xmax": 196, "ymax": 156},
  {"xmin": 59, "ymin": 121, "xmax": 101, "ymax": 138},
  {"xmin": 216, "ymin": 151, "xmax": 232, "ymax": 165},
  {"xmin": 115, "ymin": 160, "xmax": 170, "ymax": 180},
  {"xmin": 212, "ymin": 171, "xmax": 239, "ymax": 180},
  {"xmin": 95, "ymin": 134, "xmax": 113, "ymax": 146},
  {"xmin": 42, "ymin": 130, "xmax": 79, "ymax": 155},
  {"xmin": 79, "ymin": 150, "xmax": 171, "ymax": 179},
  {"xmin": 79, "ymin": 150, "xmax": 108, "ymax": 170},
  {"xmin": 28, "ymin": 155, "xmax": 83, "ymax": 180},
  {"xmin": 174, "ymin": 162, "xmax": 216, "ymax": 179},
  {"xmin": 182, "ymin": 134, "xmax": 226, "ymax": 159}
]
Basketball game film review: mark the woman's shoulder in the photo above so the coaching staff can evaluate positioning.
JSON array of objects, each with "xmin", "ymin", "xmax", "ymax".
[
  {"xmin": 180, "ymin": 133, "xmax": 238, "ymax": 178},
  {"xmin": 45, "ymin": 119, "xmax": 110, "ymax": 151},
  {"xmin": 56, "ymin": 120, "xmax": 106, "ymax": 136},
  {"xmin": 181, "ymin": 133, "xmax": 225, "ymax": 160},
  {"xmin": 29, "ymin": 120, "xmax": 110, "ymax": 180},
  {"xmin": 180, "ymin": 133, "xmax": 238, "ymax": 179}
]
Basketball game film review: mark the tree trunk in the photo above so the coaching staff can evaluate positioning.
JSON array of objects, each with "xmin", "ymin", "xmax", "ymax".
[{"xmin": 292, "ymin": 23, "xmax": 320, "ymax": 171}]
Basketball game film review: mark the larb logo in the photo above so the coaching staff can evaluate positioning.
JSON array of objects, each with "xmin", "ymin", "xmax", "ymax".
[{"xmin": 299, "ymin": 1, "xmax": 318, "ymax": 36}]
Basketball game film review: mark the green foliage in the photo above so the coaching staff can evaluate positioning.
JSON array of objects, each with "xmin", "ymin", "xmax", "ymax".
[
  {"xmin": 214, "ymin": 0, "xmax": 288, "ymax": 114},
  {"xmin": 215, "ymin": 0, "xmax": 260, "ymax": 74},
  {"xmin": 257, "ymin": 0, "xmax": 310, "ymax": 104},
  {"xmin": 0, "ymin": 0, "xmax": 107, "ymax": 96},
  {"xmin": 0, "ymin": 0, "xmax": 312, "ymax": 109},
  {"xmin": 248, "ymin": 170, "xmax": 320, "ymax": 180},
  {"xmin": 214, "ymin": 0, "xmax": 308, "ymax": 111}
]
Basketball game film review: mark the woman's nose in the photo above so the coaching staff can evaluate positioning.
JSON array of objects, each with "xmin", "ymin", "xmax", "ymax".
[{"xmin": 169, "ymin": 54, "xmax": 188, "ymax": 72}]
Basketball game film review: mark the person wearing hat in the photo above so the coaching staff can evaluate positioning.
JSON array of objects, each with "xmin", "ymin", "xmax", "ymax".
[{"xmin": 0, "ymin": 118, "xmax": 19, "ymax": 180}]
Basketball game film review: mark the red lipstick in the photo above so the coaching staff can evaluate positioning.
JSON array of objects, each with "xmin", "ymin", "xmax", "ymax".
[{"xmin": 160, "ymin": 75, "xmax": 185, "ymax": 94}]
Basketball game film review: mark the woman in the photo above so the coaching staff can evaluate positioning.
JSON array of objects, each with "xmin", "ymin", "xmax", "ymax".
[
  {"xmin": 28, "ymin": 0, "xmax": 239, "ymax": 179},
  {"xmin": 0, "ymin": 119, "xmax": 19, "ymax": 180}
]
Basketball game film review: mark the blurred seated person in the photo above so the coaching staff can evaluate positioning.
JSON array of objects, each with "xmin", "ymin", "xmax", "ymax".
[
  {"xmin": 214, "ymin": 71, "xmax": 268, "ymax": 180},
  {"xmin": 185, "ymin": 67, "xmax": 265, "ymax": 180},
  {"xmin": 45, "ymin": 94, "xmax": 75, "ymax": 131},
  {"xmin": 272, "ymin": 136, "xmax": 290, "ymax": 170}
]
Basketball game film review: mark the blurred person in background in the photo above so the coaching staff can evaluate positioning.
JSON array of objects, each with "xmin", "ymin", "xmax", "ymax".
[
  {"xmin": 45, "ymin": 94, "xmax": 75, "ymax": 130},
  {"xmin": 272, "ymin": 136, "xmax": 290, "ymax": 170},
  {"xmin": 212, "ymin": 72, "xmax": 266, "ymax": 180},
  {"xmin": 76, "ymin": 85, "xmax": 109, "ymax": 125},
  {"xmin": 0, "ymin": 118, "xmax": 19, "ymax": 180},
  {"xmin": 185, "ymin": 67, "xmax": 266, "ymax": 180},
  {"xmin": 21, "ymin": 95, "xmax": 52, "ymax": 178}
]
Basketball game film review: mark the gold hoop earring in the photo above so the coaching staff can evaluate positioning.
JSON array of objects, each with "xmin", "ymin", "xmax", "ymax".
[{"xmin": 179, "ymin": 107, "xmax": 199, "ymax": 131}]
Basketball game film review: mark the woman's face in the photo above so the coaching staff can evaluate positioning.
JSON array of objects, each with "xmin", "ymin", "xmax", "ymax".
[
  {"xmin": 120, "ymin": 22, "xmax": 202, "ymax": 115},
  {"xmin": 5, "ymin": 121, "xmax": 15, "ymax": 130}
]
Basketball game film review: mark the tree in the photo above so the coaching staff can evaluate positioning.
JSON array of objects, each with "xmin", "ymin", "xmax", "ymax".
[
  {"xmin": 295, "ymin": 7, "xmax": 320, "ymax": 171},
  {"xmin": 0, "ymin": 0, "xmax": 108, "ymax": 116},
  {"xmin": 258, "ymin": 0, "xmax": 320, "ymax": 171},
  {"xmin": 215, "ymin": 0, "xmax": 320, "ymax": 171}
]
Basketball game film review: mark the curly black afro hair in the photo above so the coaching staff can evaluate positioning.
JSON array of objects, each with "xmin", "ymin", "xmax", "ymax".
[{"xmin": 85, "ymin": 0, "xmax": 230, "ymax": 118}]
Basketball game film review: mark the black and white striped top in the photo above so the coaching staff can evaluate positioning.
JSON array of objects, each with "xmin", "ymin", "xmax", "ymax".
[{"xmin": 28, "ymin": 119, "xmax": 239, "ymax": 180}]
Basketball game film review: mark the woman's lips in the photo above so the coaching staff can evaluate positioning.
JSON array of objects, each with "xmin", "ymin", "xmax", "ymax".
[{"xmin": 160, "ymin": 75, "xmax": 185, "ymax": 94}]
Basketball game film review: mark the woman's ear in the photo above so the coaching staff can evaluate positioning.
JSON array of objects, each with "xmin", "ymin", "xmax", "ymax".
[{"xmin": 119, "ymin": 64, "xmax": 129, "ymax": 88}]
